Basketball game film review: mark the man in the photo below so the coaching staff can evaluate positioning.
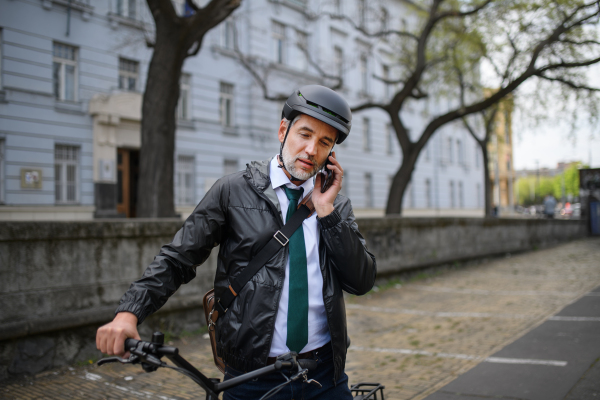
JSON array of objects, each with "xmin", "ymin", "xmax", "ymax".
[
  {"xmin": 96, "ymin": 85, "xmax": 377, "ymax": 399},
  {"xmin": 544, "ymin": 195, "xmax": 556, "ymax": 219}
]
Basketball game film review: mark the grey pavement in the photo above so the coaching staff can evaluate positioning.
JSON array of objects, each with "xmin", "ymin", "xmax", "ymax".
[{"xmin": 1, "ymin": 237, "xmax": 599, "ymax": 400}]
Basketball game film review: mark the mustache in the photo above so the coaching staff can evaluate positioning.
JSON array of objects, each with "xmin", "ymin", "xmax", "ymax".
[{"xmin": 294, "ymin": 154, "xmax": 321, "ymax": 168}]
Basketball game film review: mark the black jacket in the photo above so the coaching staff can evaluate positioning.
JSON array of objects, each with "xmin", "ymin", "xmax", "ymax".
[{"xmin": 116, "ymin": 158, "xmax": 377, "ymax": 381}]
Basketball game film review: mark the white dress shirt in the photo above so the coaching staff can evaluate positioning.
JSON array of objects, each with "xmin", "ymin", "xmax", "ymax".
[{"xmin": 268, "ymin": 156, "xmax": 331, "ymax": 357}]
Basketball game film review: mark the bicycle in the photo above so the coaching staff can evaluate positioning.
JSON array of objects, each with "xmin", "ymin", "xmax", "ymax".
[{"xmin": 98, "ymin": 331, "xmax": 385, "ymax": 400}]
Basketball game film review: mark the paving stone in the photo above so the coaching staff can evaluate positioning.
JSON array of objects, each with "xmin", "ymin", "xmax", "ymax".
[{"xmin": 1, "ymin": 237, "xmax": 598, "ymax": 399}]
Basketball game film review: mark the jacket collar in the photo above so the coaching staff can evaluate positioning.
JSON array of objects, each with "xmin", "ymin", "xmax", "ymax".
[{"xmin": 244, "ymin": 157, "xmax": 282, "ymax": 217}]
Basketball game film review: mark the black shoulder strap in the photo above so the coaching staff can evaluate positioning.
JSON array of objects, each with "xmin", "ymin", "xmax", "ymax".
[{"xmin": 213, "ymin": 191, "xmax": 315, "ymax": 319}]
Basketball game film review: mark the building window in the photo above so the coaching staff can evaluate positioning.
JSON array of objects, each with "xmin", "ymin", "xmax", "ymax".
[
  {"xmin": 175, "ymin": 155, "xmax": 195, "ymax": 206},
  {"xmin": 272, "ymin": 22, "xmax": 286, "ymax": 64},
  {"xmin": 476, "ymin": 183, "xmax": 482, "ymax": 208},
  {"xmin": 382, "ymin": 64, "xmax": 390, "ymax": 99},
  {"xmin": 362, "ymin": 117, "xmax": 371, "ymax": 151},
  {"xmin": 364, "ymin": 172, "xmax": 373, "ymax": 208},
  {"xmin": 358, "ymin": 0, "xmax": 366, "ymax": 28},
  {"xmin": 53, "ymin": 42, "xmax": 77, "ymax": 101},
  {"xmin": 449, "ymin": 180, "xmax": 455, "ymax": 208},
  {"xmin": 220, "ymin": 82, "xmax": 234, "ymax": 127},
  {"xmin": 116, "ymin": 0, "xmax": 137, "ymax": 19},
  {"xmin": 0, "ymin": 30, "xmax": 3, "ymax": 89},
  {"xmin": 0, "ymin": 139, "xmax": 4, "ymax": 203},
  {"xmin": 334, "ymin": 0, "xmax": 342, "ymax": 14},
  {"xmin": 55, "ymin": 145, "xmax": 79, "ymax": 204},
  {"xmin": 296, "ymin": 31, "xmax": 309, "ymax": 71},
  {"xmin": 223, "ymin": 158, "xmax": 239, "ymax": 176},
  {"xmin": 380, "ymin": 7, "xmax": 389, "ymax": 31},
  {"xmin": 425, "ymin": 178, "xmax": 432, "ymax": 208},
  {"xmin": 457, "ymin": 139, "xmax": 464, "ymax": 165},
  {"xmin": 222, "ymin": 19, "xmax": 235, "ymax": 49},
  {"xmin": 386, "ymin": 123, "xmax": 393, "ymax": 154},
  {"xmin": 360, "ymin": 54, "xmax": 368, "ymax": 93},
  {"xmin": 178, "ymin": 73, "xmax": 191, "ymax": 120},
  {"xmin": 334, "ymin": 46, "xmax": 344, "ymax": 79},
  {"xmin": 458, "ymin": 181, "xmax": 464, "ymax": 208},
  {"xmin": 447, "ymin": 137, "xmax": 453, "ymax": 164},
  {"xmin": 340, "ymin": 170, "xmax": 349, "ymax": 197},
  {"xmin": 405, "ymin": 181, "xmax": 415, "ymax": 209},
  {"xmin": 475, "ymin": 144, "xmax": 480, "ymax": 168},
  {"xmin": 118, "ymin": 58, "xmax": 139, "ymax": 91},
  {"xmin": 425, "ymin": 143, "xmax": 431, "ymax": 161}
]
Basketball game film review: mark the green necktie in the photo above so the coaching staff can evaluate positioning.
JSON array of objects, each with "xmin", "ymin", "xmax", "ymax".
[{"xmin": 282, "ymin": 186, "xmax": 309, "ymax": 353}]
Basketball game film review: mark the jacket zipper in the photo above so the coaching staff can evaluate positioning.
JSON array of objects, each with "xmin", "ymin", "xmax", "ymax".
[{"xmin": 243, "ymin": 174, "xmax": 287, "ymax": 364}]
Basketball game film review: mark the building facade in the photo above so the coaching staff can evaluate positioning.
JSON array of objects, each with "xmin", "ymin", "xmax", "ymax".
[
  {"xmin": 487, "ymin": 95, "xmax": 516, "ymax": 214},
  {"xmin": 0, "ymin": 0, "xmax": 484, "ymax": 220}
]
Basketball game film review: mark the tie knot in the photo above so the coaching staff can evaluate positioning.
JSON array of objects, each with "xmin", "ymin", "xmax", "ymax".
[{"xmin": 283, "ymin": 186, "xmax": 304, "ymax": 202}]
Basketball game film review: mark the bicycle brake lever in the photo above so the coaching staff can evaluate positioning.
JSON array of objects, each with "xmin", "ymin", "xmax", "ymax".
[
  {"xmin": 97, "ymin": 355, "xmax": 139, "ymax": 366},
  {"xmin": 304, "ymin": 379, "xmax": 322, "ymax": 389}
]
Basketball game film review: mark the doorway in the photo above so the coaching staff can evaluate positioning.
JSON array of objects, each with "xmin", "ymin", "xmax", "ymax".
[{"xmin": 116, "ymin": 148, "xmax": 139, "ymax": 218}]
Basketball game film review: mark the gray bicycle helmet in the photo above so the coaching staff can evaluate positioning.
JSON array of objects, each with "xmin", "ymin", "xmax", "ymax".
[
  {"xmin": 281, "ymin": 85, "xmax": 352, "ymax": 144},
  {"xmin": 279, "ymin": 85, "xmax": 352, "ymax": 182}
]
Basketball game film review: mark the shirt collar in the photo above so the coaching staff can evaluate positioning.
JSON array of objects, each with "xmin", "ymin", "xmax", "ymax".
[{"xmin": 269, "ymin": 155, "xmax": 314, "ymax": 196}]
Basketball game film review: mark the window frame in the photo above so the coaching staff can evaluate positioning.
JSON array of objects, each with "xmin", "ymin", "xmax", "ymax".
[
  {"xmin": 220, "ymin": 82, "xmax": 235, "ymax": 128},
  {"xmin": 175, "ymin": 154, "xmax": 196, "ymax": 206},
  {"xmin": 362, "ymin": 117, "xmax": 371, "ymax": 152},
  {"xmin": 360, "ymin": 53, "xmax": 369, "ymax": 93},
  {"xmin": 386, "ymin": 123, "xmax": 393, "ymax": 155},
  {"xmin": 222, "ymin": 19, "xmax": 235, "ymax": 50},
  {"xmin": 116, "ymin": 0, "xmax": 137, "ymax": 19},
  {"xmin": 54, "ymin": 144, "xmax": 80, "ymax": 204},
  {"xmin": 358, "ymin": 0, "xmax": 367, "ymax": 28},
  {"xmin": 272, "ymin": 21, "xmax": 286, "ymax": 64},
  {"xmin": 53, "ymin": 42, "xmax": 78, "ymax": 102},
  {"xmin": 178, "ymin": 73, "xmax": 192, "ymax": 120},
  {"xmin": 118, "ymin": 57, "xmax": 139, "ymax": 92},
  {"xmin": 296, "ymin": 30, "xmax": 309, "ymax": 71},
  {"xmin": 425, "ymin": 178, "xmax": 432, "ymax": 208},
  {"xmin": 364, "ymin": 172, "xmax": 373, "ymax": 208},
  {"xmin": 0, "ymin": 139, "xmax": 4, "ymax": 203},
  {"xmin": 334, "ymin": 46, "xmax": 344, "ymax": 79}
]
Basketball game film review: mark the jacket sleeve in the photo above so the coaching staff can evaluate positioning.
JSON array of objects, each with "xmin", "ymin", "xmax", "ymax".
[
  {"xmin": 115, "ymin": 177, "xmax": 230, "ymax": 324},
  {"xmin": 317, "ymin": 198, "xmax": 377, "ymax": 295}
]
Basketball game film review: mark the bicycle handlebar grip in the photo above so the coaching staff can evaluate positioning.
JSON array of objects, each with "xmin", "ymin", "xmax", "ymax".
[
  {"xmin": 297, "ymin": 359, "xmax": 317, "ymax": 371},
  {"xmin": 125, "ymin": 338, "xmax": 140, "ymax": 351}
]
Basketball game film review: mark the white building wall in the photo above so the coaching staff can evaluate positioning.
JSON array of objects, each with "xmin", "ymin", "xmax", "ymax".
[{"xmin": 0, "ymin": 0, "xmax": 484, "ymax": 219}]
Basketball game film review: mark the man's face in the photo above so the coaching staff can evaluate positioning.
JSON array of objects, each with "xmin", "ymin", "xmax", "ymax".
[{"xmin": 278, "ymin": 114, "xmax": 337, "ymax": 181}]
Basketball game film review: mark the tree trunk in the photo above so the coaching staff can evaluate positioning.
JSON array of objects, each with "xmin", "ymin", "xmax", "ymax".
[
  {"xmin": 481, "ymin": 144, "xmax": 493, "ymax": 217},
  {"xmin": 385, "ymin": 151, "xmax": 419, "ymax": 215},
  {"xmin": 137, "ymin": 27, "xmax": 186, "ymax": 218}
]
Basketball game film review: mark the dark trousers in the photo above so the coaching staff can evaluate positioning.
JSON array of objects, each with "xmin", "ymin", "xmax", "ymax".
[{"xmin": 222, "ymin": 343, "xmax": 352, "ymax": 400}]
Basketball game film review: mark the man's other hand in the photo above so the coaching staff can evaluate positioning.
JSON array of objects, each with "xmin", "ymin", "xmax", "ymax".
[{"xmin": 96, "ymin": 312, "xmax": 140, "ymax": 357}]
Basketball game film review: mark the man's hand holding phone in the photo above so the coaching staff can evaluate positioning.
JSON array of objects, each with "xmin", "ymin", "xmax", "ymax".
[{"xmin": 313, "ymin": 151, "xmax": 344, "ymax": 218}]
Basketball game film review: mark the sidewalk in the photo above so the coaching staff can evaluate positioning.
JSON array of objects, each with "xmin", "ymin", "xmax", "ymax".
[{"xmin": 2, "ymin": 237, "xmax": 599, "ymax": 399}]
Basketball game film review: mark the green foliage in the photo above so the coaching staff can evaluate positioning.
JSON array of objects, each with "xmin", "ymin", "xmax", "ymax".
[{"xmin": 516, "ymin": 163, "xmax": 585, "ymax": 205}]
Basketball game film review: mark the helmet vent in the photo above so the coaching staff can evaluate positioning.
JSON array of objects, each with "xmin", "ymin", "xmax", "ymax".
[{"xmin": 305, "ymin": 100, "xmax": 350, "ymax": 124}]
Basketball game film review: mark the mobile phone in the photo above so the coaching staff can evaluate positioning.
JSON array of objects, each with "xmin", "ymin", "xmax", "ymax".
[{"xmin": 321, "ymin": 153, "xmax": 334, "ymax": 193}]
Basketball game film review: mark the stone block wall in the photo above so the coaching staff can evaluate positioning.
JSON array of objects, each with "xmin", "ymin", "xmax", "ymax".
[{"xmin": 0, "ymin": 217, "xmax": 586, "ymax": 379}]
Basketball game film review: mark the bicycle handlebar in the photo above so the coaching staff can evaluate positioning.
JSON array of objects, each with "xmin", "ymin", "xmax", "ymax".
[{"xmin": 99, "ymin": 334, "xmax": 319, "ymax": 400}]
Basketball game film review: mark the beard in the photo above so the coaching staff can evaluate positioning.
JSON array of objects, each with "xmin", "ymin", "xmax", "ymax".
[{"xmin": 281, "ymin": 145, "xmax": 326, "ymax": 181}]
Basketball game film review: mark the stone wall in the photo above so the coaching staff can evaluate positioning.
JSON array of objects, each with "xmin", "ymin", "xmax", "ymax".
[{"xmin": 0, "ymin": 217, "xmax": 586, "ymax": 379}]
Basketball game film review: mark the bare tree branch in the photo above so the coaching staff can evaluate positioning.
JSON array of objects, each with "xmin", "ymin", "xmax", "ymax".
[
  {"xmin": 536, "ymin": 73, "xmax": 600, "ymax": 91},
  {"xmin": 229, "ymin": 21, "xmax": 288, "ymax": 101},
  {"xmin": 436, "ymin": 0, "xmax": 494, "ymax": 20},
  {"xmin": 328, "ymin": 14, "xmax": 419, "ymax": 41}
]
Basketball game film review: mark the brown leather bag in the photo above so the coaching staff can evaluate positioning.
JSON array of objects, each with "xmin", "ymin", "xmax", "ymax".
[{"xmin": 203, "ymin": 288, "xmax": 226, "ymax": 374}]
